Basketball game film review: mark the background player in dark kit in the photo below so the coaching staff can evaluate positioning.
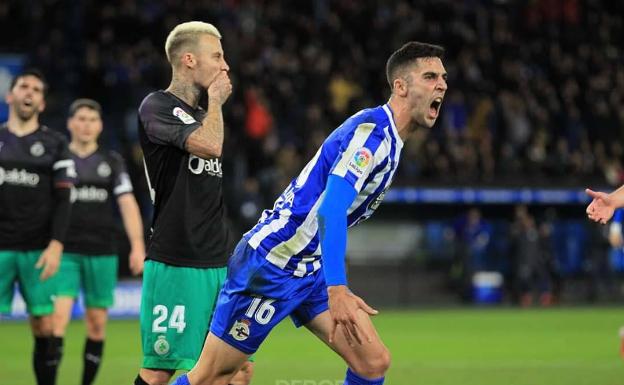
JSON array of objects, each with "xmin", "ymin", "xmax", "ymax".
[
  {"xmin": 0, "ymin": 70, "xmax": 76, "ymax": 385},
  {"xmin": 52, "ymin": 98, "xmax": 145, "ymax": 385}
]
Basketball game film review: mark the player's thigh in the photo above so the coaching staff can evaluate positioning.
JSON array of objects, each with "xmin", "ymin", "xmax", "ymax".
[
  {"xmin": 209, "ymin": 284, "xmax": 304, "ymax": 356},
  {"xmin": 304, "ymin": 309, "xmax": 390, "ymax": 376},
  {"xmin": 56, "ymin": 253, "xmax": 81, "ymax": 298},
  {"xmin": 53, "ymin": 296, "xmax": 75, "ymax": 336},
  {"xmin": 140, "ymin": 260, "xmax": 225, "ymax": 371},
  {"xmin": 81, "ymin": 254, "xmax": 117, "ymax": 308},
  {"xmin": 16, "ymin": 249, "xmax": 55, "ymax": 316},
  {"xmin": 0, "ymin": 250, "xmax": 18, "ymax": 314}
]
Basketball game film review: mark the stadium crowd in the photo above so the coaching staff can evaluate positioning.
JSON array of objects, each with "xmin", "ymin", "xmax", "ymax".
[
  {"xmin": 2, "ymin": 0, "xmax": 624, "ymax": 244},
  {"xmin": 4, "ymin": 1, "xmax": 624, "ymax": 195}
]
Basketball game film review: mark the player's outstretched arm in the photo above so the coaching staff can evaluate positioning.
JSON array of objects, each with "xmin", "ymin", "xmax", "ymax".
[
  {"xmin": 118, "ymin": 193, "xmax": 145, "ymax": 275},
  {"xmin": 185, "ymin": 71, "xmax": 232, "ymax": 159},
  {"xmin": 586, "ymin": 186, "xmax": 624, "ymax": 224},
  {"xmin": 318, "ymin": 175, "xmax": 378, "ymax": 346}
]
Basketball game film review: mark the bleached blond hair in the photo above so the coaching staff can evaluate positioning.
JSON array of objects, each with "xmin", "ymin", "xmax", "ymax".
[{"xmin": 165, "ymin": 21, "xmax": 222, "ymax": 65}]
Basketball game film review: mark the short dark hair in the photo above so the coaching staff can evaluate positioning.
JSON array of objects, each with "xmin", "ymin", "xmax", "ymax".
[
  {"xmin": 386, "ymin": 42, "xmax": 445, "ymax": 89},
  {"xmin": 9, "ymin": 69, "xmax": 48, "ymax": 94},
  {"xmin": 68, "ymin": 98, "xmax": 102, "ymax": 117}
]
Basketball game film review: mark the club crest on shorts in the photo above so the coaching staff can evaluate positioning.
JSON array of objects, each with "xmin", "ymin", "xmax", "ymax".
[
  {"xmin": 30, "ymin": 141, "xmax": 45, "ymax": 157},
  {"xmin": 229, "ymin": 319, "xmax": 251, "ymax": 341},
  {"xmin": 347, "ymin": 147, "xmax": 372, "ymax": 177},
  {"xmin": 173, "ymin": 107, "xmax": 197, "ymax": 124},
  {"xmin": 154, "ymin": 335, "xmax": 170, "ymax": 356}
]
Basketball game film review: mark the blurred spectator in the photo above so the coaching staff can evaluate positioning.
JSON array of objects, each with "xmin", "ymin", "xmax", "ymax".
[
  {"xmin": 453, "ymin": 208, "xmax": 492, "ymax": 301},
  {"xmin": 510, "ymin": 205, "xmax": 554, "ymax": 306}
]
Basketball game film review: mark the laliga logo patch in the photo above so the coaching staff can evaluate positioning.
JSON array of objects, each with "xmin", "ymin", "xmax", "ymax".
[
  {"xmin": 154, "ymin": 335, "xmax": 170, "ymax": 356},
  {"xmin": 229, "ymin": 319, "xmax": 251, "ymax": 341},
  {"xmin": 173, "ymin": 107, "xmax": 197, "ymax": 125},
  {"xmin": 347, "ymin": 147, "xmax": 372, "ymax": 177},
  {"xmin": 97, "ymin": 162, "xmax": 111, "ymax": 177},
  {"xmin": 30, "ymin": 141, "xmax": 45, "ymax": 157}
]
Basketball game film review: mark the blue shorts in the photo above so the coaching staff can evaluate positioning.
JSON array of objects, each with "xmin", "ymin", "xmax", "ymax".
[{"xmin": 210, "ymin": 239, "xmax": 329, "ymax": 354}]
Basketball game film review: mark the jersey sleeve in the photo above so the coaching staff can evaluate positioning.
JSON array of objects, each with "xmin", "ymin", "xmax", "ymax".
[
  {"xmin": 138, "ymin": 93, "xmax": 202, "ymax": 151},
  {"xmin": 614, "ymin": 209, "xmax": 624, "ymax": 224},
  {"xmin": 329, "ymin": 121, "xmax": 386, "ymax": 193},
  {"xmin": 110, "ymin": 152, "xmax": 133, "ymax": 196},
  {"xmin": 610, "ymin": 209, "xmax": 624, "ymax": 236},
  {"xmin": 53, "ymin": 136, "xmax": 77, "ymax": 186}
]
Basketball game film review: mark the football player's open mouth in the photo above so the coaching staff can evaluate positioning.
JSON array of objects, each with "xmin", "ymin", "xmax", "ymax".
[{"xmin": 429, "ymin": 97, "xmax": 442, "ymax": 118}]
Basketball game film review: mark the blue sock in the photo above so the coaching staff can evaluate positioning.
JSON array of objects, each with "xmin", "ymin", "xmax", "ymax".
[
  {"xmin": 344, "ymin": 368, "xmax": 385, "ymax": 385},
  {"xmin": 170, "ymin": 374, "xmax": 190, "ymax": 385}
]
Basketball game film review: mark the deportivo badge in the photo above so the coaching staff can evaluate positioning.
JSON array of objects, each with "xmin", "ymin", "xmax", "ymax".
[
  {"xmin": 173, "ymin": 107, "xmax": 197, "ymax": 124},
  {"xmin": 229, "ymin": 319, "xmax": 251, "ymax": 341}
]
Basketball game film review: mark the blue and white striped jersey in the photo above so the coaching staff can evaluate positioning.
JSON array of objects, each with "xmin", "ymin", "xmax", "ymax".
[{"xmin": 245, "ymin": 104, "xmax": 404, "ymax": 277}]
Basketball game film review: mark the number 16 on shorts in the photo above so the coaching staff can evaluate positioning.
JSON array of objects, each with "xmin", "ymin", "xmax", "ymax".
[{"xmin": 152, "ymin": 304, "xmax": 187, "ymax": 333}]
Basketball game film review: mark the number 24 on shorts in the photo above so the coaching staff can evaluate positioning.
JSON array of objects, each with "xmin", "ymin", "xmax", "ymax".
[{"xmin": 152, "ymin": 305, "xmax": 187, "ymax": 333}]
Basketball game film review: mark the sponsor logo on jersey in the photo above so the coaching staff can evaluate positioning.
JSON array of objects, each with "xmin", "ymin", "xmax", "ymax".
[
  {"xmin": 72, "ymin": 185, "xmax": 108, "ymax": 202},
  {"xmin": 0, "ymin": 166, "xmax": 40, "ymax": 187},
  {"xmin": 30, "ymin": 141, "xmax": 45, "ymax": 157},
  {"xmin": 347, "ymin": 147, "xmax": 372, "ymax": 177},
  {"xmin": 188, "ymin": 155, "xmax": 223, "ymax": 177},
  {"xmin": 173, "ymin": 107, "xmax": 197, "ymax": 124},
  {"xmin": 229, "ymin": 319, "xmax": 251, "ymax": 341},
  {"xmin": 97, "ymin": 162, "xmax": 111, "ymax": 177},
  {"xmin": 153, "ymin": 335, "xmax": 170, "ymax": 356}
]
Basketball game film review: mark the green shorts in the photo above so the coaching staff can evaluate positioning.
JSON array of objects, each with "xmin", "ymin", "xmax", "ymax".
[
  {"xmin": 0, "ymin": 249, "xmax": 54, "ymax": 316},
  {"xmin": 56, "ymin": 253, "xmax": 118, "ymax": 308},
  {"xmin": 140, "ymin": 260, "xmax": 227, "ymax": 371}
]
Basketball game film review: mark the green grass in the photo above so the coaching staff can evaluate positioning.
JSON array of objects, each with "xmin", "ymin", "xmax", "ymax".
[{"xmin": 1, "ymin": 308, "xmax": 623, "ymax": 385}]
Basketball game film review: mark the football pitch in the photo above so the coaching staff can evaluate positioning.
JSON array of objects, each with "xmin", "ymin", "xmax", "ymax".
[{"xmin": 1, "ymin": 307, "xmax": 623, "ymax": 385}]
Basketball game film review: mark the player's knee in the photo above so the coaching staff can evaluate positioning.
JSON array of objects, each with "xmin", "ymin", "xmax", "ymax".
[
  {"xmin": 352, "ymin": 347, "xmax": 391, "ymax": 378},
  {"xmin": 229, "ymin": 361, "xmax": 254, "ymax": 385},
  {"xmin": 30, "ymin": 315, "xmax": 53, "ymax": 336},
  {"xmin": 52, "ymin": 313, "xmax": 69, "ymax": 335},
  {"xmin": 86, "ymin": 313, "xmax": 107, "ymax": 339},
  {"xmin": 86, "ymin": 321, "xmax": 106, "ymax": 340}
]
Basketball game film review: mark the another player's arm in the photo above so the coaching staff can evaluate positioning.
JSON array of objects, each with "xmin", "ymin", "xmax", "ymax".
[
  {"xmin": 37, "ymin": 158, "xmax": 76, "ymax": 281},
  {"xmin": 118, "ymin": 193, "xmax": 145, "ymax": 275},
  {"xmin": 317, "ymin": 175, "xmax": 378, "ymax": 347},
  {"xmin": 586, "ymin": 185, "xmax": 624, "ymax": 224},
  {"xmin": 184, "ymin": 71, "xmax": 232, "ymax": 159}
]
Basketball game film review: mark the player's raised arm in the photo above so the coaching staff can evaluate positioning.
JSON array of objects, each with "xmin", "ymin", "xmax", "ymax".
[
  {"xmin": 317, "ymin": 175, "xmax": 378, "ymax": 346},
  {"xmin": 185, "ymin": 70, "xmax": 231, "ymax": 159},
  {"xmin": 586, "ymin": 185, "xmax": 624, "ymax": 224}
]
